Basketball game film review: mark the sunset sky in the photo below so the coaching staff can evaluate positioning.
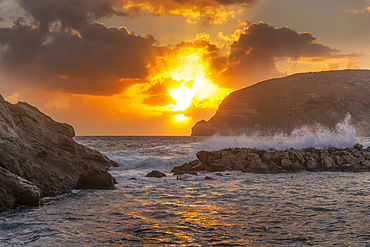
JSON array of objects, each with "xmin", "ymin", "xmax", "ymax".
[{"xmin": 0, "ymin": 0, "xmax": 369, "ymax": 135}]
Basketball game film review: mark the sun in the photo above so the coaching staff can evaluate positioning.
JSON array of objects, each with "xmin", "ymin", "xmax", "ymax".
[
  {"xmin": 168, "ymin": 83, "xmax": 195, "ymax": 111},
  {"xmin": 149, "ymin": 45, "xmax": 232, "ymax": 123},
  {"xmin": 166, "ymin": 52, "xmax": 223, "ymax": 112},
  {"xmin": 174, "ymin": 114, "xmax": 189, "ymax": 121}
]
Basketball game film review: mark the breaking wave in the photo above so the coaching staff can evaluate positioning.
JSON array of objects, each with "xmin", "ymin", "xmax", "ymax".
[{"xmin": 196, "ymin": 115, "xmax": 369, "ymax": 151}]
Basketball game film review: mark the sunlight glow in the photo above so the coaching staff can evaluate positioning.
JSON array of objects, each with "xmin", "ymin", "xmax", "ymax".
[
  {"xmin": 168, "ymin": 83, "xmax": 195, "ymax": 111},
  {"xmin": 174, "ymin": 114, "xmax": 189, "ymax": 121},
  {"xmin": 166, "ymin": 52, "xmax": 224, "ymax": 111}
]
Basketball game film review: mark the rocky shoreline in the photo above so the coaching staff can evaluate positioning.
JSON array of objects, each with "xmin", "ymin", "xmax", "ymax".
[
  {"xmin": 0, "ymin": 95, "xmax": 118, "ymax": 209},
  {"xmin": 171, "ymin": 144, "xmax": 370, "ymax": 174}
]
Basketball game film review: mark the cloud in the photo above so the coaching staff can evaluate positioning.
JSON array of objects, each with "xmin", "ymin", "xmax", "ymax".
[
  {"xmin": 16, "ymin": 0, "xmax": 131, "ymax": 32},
  {"xmin": 236, "ymin": 20, "xmax": 250, "ymax": 26},
  {"xmin": 14, "ymin": 0, "xmax": 258, "ymax": 29},
  {"xmin": 142, "ymin": 94, "xmax": 175, "ymax": 106},
  {"xmin": 217, "ymin": 22, "xmax": 357, "ymax": 88},
  {"xmin": 0, "ymin": 22, "xmax": 160, "ymax": 96},
  {"xmin": 344, "ymin": 6, "xmax": 370, "ymax": 14}
]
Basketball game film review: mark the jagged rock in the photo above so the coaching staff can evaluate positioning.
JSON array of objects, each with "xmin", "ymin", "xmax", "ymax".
[
  {"xmin": 281, "ymin": 159, "xmax": 293, "ymax": 170},
  {"xmin": 322, "ymin": 157, "xmax": 336, "ymax": 171},
  {"xmin": 262, "ymin": 149, "xmax": 274, "ymax": 163},
  {"xmin": 0, "ymin": 95, "xmax": 118, "ymax": 209},
  {"xmin": 196, "ymin": 151, "xmax": 217, "ymax": 164},
  {"xmin": 221, "ymin": 155, "xmax": 236, "ymax": 167},
  {"xmin": 0, "ymin": 167, "xmax": 43, "ymax": 207},
  {"xmin": 232, "ymin": 161, "xmax": 247, "ymax": 172},
  {"xmin": 235, "ymin": 149, "xmax": 248, "ymax": 161},
  {"xmin": 244, "ymin": 159, "xmax": 262, "ymax": 173},
  {"xmin": 192, "ymin": 70, "xmax": 370, "ymax": 136},
  {"xmin": 306, "ymin": 160, "xmax": 320, "ymax": 171},
  {"xmin": 288, "ymin": 150, "xmax": 305, "ymax": 165},
  {"xmin": 146, "ymin": 170, "xmax": 166, "ymax": 178},
  {"xmin": 205, "ymin": 176, "xmax": 215, "ymax": 180},
  {"xmin": 362, "ymin": 160, "xmax": 370, "ymax": 168},
  {"xmin": 292, "ymin": 162, "xmax": 307, "ymax": 172},
  {"xmin": 210, "ymin": 160, "xmax": 227, "ymax": 172},
  {"xmin": 171, "ymin": 145, "xmax": 370, "ymax": 175},
  {"xmin": 353, "ymin": 143, "xmax": 364, "ymax": 151}
]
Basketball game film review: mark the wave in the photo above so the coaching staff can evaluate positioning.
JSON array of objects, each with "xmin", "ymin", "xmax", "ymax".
[
  {"xmin": 105, "ymin": 116, "xmax": 370, "ymax": 171},
  {"xmin": 195, "ymin": 115, "xmax": 369, "ymax": 151},
  {"xmin": 105, "ymin": 143, "xmax": 198, "ymax": 170}
]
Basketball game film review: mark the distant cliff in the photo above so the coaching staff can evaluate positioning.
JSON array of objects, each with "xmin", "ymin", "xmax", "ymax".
[{"xmin": 192, "ymin": 70, "xmax": 370, "ymax": 136}]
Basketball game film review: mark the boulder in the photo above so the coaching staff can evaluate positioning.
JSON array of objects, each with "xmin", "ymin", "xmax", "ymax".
[
  {"xmin": 262, "ymin": 150, "xmax": 275, "ymax": 163},
  {"xmin": 171, "ymin": 145, "xmax": 370, "ymax": 175},
  {"xmin": 146, "ymin": 170, "xmax": 166, "ymax": 178},
  {"xmin": 0, "ymin": 166, "xmax": 43, "ymax": 207},
  {"xmin": 322, "ymin": 157, "xmax": 336, "ymax": 171},
  {"xmin": 306, "ymin": 160, "xmax": 320, "ymax": 171},
  {"xmin": 353, "ymin": 143, "xmax": 363, "ymax": 151},
  {"xmin": 244, "ymin": 159, "xmax": 262, "ymax": 173},
  {"xmin": 292, "ymin": 162, "xmax": 307, "ymax": 172},
  {"xmin": 210, "ymin": 160, "xmax": 227, "ymax": 172},
  {"xmin": 235, "ymin": 149, "xmax": 248, "ymax": 161},
  {"xmin": 196, "ymin": 151, "xmax": 216, "ymax": 164},
  {"xmin": 0, "ymin": 95, "xmax": 118, "ymax": 208},
  {"xmin": 281, "ymin": 158, "xmax": 293, "ymax": 170}
]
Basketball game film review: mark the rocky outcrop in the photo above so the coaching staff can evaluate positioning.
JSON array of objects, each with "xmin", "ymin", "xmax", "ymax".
[
  {"xmin": 171, "ymin": 144, "xmax": 370, "ymax": 174},
  {"xmin": 192, "ymin": 70, "xmax": 370, "ymax": 136},
  {"xmin": 146, "ymin": 170, "xmax": 167, "ymax": 178},
  {"xmin": 0, "ymin": 95, "xmax": 118, "ymax": 208}
]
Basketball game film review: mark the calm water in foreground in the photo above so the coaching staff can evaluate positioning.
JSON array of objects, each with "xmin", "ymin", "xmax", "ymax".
[{"xmin": 1, "ymin": 133, "xmax": 370, "ymax": 246}]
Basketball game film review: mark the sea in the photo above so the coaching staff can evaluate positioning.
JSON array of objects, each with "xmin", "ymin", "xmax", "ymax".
[{"xmin": 1, "ymin": 123, "xmax": 370, "ymax": 246}]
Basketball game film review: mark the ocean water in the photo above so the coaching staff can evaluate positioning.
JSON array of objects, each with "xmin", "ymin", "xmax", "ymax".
[{"xmin": 1, "ymin": 124, "xmax": 370, "ymax": 246}]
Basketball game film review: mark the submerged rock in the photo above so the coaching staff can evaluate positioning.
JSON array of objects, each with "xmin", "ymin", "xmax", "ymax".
[
  {"xmin": 0, "ymin": 95, "xmax": 118, "ymax": 209},
  {"xmin": 171, "ymin": 144, "xmax": 370, "ymax": 175}
]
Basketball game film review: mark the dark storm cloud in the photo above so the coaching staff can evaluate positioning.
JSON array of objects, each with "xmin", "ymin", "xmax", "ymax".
[
  {"xmin": 16, "ymin": 0, "xmax": 132, "ymax": 32},
  {"xmin": 0, "ymin": 21, "xmax": 160, "ymax": 96},
  {"xmin": 15, "ymin": 0, "xmax": 258, "ymax": 31},
  {"xmin": 220, "ymin": 22, "xmax": 349, "ymax": 88}
]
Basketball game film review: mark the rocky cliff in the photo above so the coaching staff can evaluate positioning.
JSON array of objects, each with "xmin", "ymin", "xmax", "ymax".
[
  {"xmin": 192, "ymin": 70, "xmax": 370, "ymax": 136},
  {"xmin": 0, "ymin": 95, "xmax": 118, "ymax": 208}
]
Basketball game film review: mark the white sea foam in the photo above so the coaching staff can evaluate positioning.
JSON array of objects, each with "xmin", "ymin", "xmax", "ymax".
[
  {"xmin": 106, "ymin": 144, "xmax": 197, "ymax": 171},
  {"xmin": 195, "ymin": 115, "xmax": 369, "ymax": 151},
  {"xmin": 105, "ymin": 116, "xmax": 370, "ymax": 171}
]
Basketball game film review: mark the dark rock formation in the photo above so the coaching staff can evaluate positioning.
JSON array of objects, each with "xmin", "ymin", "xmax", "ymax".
[
  {"xmin": 0, "ymin": 95, "xmax": 118, "ymax": 208},
  {"xmin": 171, "ymin": 144, "xmax": 370, "ymax": 174},
  {"xmin": 192, "ymin": 70, "xmax": 370, "ymax": 136},
  {"xmin": 146, "ymin": 170, "xmax": 167, "ymax": 178}
]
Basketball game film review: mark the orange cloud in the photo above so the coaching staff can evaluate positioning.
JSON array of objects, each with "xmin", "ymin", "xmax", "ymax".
[
  {"xmin": 344, "ymin": 6, "xmax": 370, "ymax": 14},
  {"xmin": 215, "ymin": 22, "xmax": 361, "ymax": 88}
]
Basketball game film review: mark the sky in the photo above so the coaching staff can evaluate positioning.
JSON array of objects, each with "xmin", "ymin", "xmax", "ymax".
[{"xmin": 0, "ymin": 0, "xmax": 369, "ymax": 135}]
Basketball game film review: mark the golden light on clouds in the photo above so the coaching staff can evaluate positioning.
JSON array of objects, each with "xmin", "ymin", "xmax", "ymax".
[
  {"xmin": 151, "ymin": 43, "xmax": 232, "ymax": 115},
  {"xmin": 0, "ymin": 0, "xmax": 369, "ymax": 135}
]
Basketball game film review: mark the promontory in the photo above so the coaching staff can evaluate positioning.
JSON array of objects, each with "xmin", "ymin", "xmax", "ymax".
[{"xmin": 192, "ymin": 70, "xmax": 370, "ymax": 136}]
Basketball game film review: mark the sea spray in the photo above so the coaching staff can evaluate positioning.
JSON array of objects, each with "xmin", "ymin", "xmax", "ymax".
[{"xmin": 195, "ymin": 115, "xmax": 366, "ymax": 151}]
